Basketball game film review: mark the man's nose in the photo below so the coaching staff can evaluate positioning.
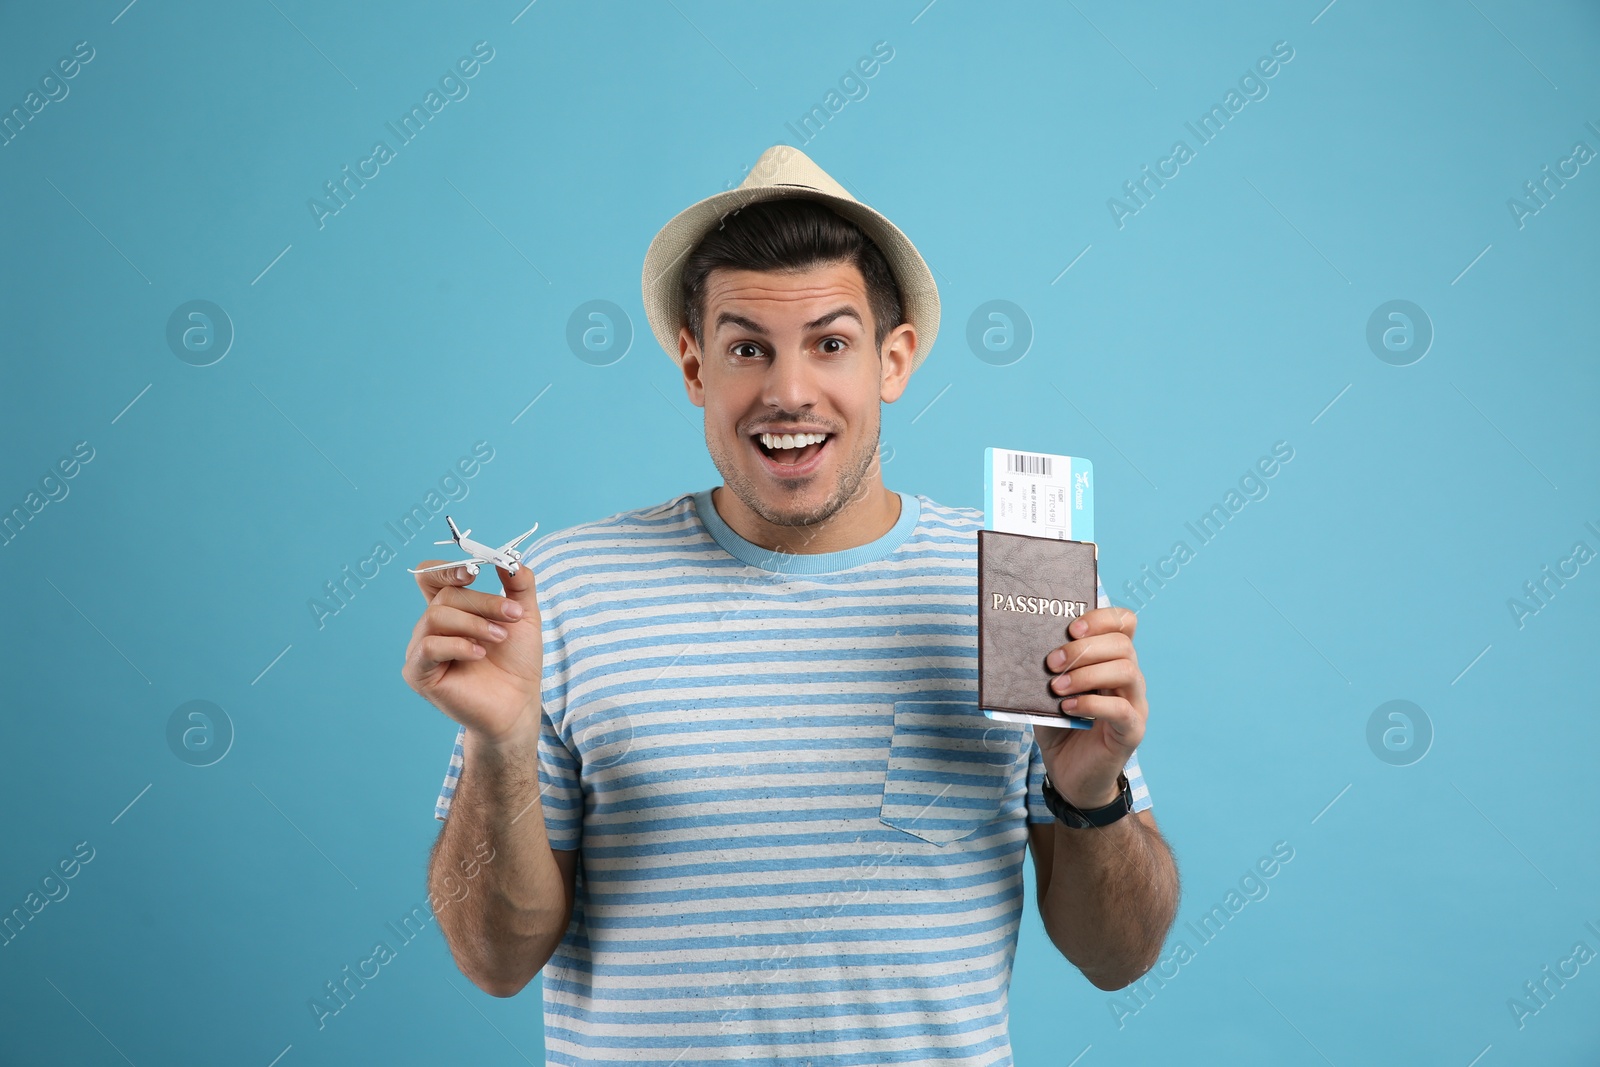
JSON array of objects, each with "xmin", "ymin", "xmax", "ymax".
[{"xmin": 761, "ymin": 346, "xmax": 819, "ymax": 411}]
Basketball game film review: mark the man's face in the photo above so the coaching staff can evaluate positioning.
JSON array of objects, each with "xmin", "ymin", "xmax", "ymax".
[{"xmin": 678, "ymin": 260, "xmax": 914, "ymax": 535}]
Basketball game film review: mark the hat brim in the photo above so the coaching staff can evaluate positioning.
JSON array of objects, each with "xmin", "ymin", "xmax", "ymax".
[{"xmin": 641, "ymin": 185, "xmax": 939, "ymax": 373}]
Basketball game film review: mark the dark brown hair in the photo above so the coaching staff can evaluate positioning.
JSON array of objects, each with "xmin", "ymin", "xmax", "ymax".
[{"xmin": 680, "ymin": 197, "xmax": 905, "ymax": 354}]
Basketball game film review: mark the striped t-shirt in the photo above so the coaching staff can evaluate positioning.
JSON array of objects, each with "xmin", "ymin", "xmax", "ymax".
[{"xmin": 434, "ymin": 488, "xmax": 1152, "ymax": 1065}]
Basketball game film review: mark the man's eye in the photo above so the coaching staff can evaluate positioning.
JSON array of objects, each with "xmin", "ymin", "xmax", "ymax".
[
  {"xmin": 820, "ymin": 337, "xmax": 850, "ymax": 354},
  {"xmin": 732, "ymin": 343, "xmax": 763, "ymax": 359}
]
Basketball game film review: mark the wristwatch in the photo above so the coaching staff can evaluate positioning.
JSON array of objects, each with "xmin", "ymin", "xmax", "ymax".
[{"xmin": 1042, "ymin": 771, "xmax": 1133, "ymax": 829}]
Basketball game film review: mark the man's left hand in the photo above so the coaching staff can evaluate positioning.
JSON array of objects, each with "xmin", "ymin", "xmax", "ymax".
[{"xmin": 1034, "ymin": 606, "xmax": 1148, "ymax": 810}]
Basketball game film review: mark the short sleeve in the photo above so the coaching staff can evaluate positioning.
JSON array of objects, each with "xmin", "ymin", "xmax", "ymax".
[
  {"xmin": 535, "ymin": 707, "xmax": 584, "ymax": 849},
  {"xmin": 432, "ymin": 709, "xmax": 585, "ymax": 850},
  {"xmin": 433, "ymin": 725, "xmax": 467, "ymax": 821},
  {"xmin": 1025, "ymin": 738, "xmax": 1154, "ymax": 823}
]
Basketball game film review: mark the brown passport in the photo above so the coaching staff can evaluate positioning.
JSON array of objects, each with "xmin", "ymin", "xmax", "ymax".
[{"xmin": 978, "ymin": 529, "xmax": 1098, "ymax": 728}]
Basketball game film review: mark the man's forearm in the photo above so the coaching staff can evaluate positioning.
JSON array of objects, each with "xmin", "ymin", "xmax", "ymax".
[
  {"xmin": 1039, "ymin": 812, "xmax": 1179, "ymax": 990},
  {"xmin": 430, "ymin": 716, "xmax": 571, "ymax": 996}
]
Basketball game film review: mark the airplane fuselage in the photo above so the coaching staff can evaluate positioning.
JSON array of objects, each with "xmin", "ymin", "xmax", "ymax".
[{"xmin": 455, "ymin": 536, "xmax": 520, "ymax": 573}]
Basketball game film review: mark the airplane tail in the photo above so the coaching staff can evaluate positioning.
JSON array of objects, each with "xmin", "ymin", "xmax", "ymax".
[{"xmin": 434, "ymin": 515, "xmax": 467, "ymax": 546}]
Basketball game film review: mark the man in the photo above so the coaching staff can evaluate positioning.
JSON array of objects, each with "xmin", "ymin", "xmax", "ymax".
[{"xmin": 405, "ymin": 145, "xmax": 1179, "ymax": 1063}]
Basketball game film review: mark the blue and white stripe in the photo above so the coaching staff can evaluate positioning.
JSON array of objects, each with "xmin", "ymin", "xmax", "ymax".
[{"xmin": 435, "ymin": 488, "xmax": 1151, "ymax": 1064}]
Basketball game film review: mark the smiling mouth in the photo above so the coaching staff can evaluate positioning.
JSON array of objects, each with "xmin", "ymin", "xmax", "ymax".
[{"xmin": 751, "ymin": 431, "xmax": 830, "ymax": 471}]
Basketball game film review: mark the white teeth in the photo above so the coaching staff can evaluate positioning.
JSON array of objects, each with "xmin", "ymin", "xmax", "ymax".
[{"xmin": 759, "ymin": 432, "xmax": 827, "ymax": 450}]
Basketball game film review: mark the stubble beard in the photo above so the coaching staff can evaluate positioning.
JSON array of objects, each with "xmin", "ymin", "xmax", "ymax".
[{"xmin": 707, "ymin": 407, "xmax": 882, "ymax": 535}]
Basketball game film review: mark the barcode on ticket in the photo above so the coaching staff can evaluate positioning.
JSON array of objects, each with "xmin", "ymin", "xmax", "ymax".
[{"xmin": 1005, "ymin": 452, "xmax": 1052, "ymax": 477}]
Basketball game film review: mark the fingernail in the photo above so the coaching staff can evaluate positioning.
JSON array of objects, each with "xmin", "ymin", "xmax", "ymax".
[
  {"xmin": 455, "ymin": 568, "xmax": 471, "ymax": 582},
  {"xmin": 1062, "ymin": 697, "xmax": 1078, "ymax": 710},
  {"xmin": 1070, "ymin": 619, "xmax": 1087, "ymax": 637},
  {"xmin": 503, "ymin": 601, "xmax": 524, "ymax": 619},
  {"xmin": 1045, "ymin": 649, "xmax": 1065, "ymax": 671},
  {"xmin": 487, "ymin": 623, "xmax": 507, "ymax": 639},
  {"xmin": 1054, "ymin": 672, "xmax": 1070, "ymax": 694}
]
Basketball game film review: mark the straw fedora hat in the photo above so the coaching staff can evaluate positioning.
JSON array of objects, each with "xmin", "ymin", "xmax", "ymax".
[{"xmin": 640, "ymin": 145, "xmax": 940, "ymax": 372}]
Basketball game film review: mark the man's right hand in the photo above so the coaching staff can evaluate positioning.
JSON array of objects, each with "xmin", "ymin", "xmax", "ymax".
[{"xmin": 402, "ymin": 560, "xmax": 544, "ymax": 744}]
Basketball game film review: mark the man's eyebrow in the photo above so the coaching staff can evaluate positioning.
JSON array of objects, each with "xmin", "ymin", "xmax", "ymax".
[
  {"xmin": 714, "ymin": 311, "xmax": 769, "ymax": 336},
  {"xmin": 803, "ymin": 307, "xmax": 862, "ymax": 331}
]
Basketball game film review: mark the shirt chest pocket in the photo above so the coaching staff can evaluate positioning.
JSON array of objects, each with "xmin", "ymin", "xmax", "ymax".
[{"xmin": 879, "ymin": 700, "xmax": 1028, "ymax": 845}]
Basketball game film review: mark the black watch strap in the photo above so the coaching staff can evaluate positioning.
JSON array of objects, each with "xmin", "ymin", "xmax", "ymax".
[{"xmin": 1042, "ymin": 771, "xmax": 1132, "ymax": 829}]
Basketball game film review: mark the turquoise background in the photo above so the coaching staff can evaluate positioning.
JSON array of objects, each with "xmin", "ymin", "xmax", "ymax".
[{"xmin": 3, "ymin": 0, "xmax": 1597, "ymax": 1063}]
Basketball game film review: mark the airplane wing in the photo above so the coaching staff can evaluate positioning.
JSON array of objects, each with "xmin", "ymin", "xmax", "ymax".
[
  {"xmin": 406, "ymin": 558, "xmax": 484, "ymax": 575},
  {"xmin": 497, "ymin": 522, "xmax": 540, "ymax": 555}
]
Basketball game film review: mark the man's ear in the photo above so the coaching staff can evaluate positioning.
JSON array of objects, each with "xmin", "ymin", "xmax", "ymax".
[
  {"xmin": 679, "ymin": 326, "xmax": 706, "ymax": 408},
  {"xmin": 879, "ymin": 322, "xmax": 917, "ymax": 404}
]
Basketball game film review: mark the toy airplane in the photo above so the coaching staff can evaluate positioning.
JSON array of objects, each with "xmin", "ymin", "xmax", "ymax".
[{"xmin": 407, "ymin": 515, "xmax": 540, "ymax": 577}]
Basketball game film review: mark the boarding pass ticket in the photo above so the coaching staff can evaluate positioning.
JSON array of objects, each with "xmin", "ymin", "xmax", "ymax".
[{"xmin": 983, "ymin": 447, "xmax": 1094, "ymax": 542}]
